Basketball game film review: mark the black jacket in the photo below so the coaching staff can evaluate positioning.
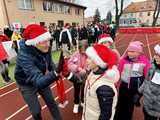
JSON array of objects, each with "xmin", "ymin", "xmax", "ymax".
[
  {"xmin": 94, "ymin": 68, "xmax": 115, "ymax": 120},
  {"xmin": 14, "ymin": 40, "xmax": 58, "ymax": 89}
]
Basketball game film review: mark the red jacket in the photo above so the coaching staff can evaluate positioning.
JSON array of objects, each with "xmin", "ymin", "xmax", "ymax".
[{"xmin": 0, "ymin": 35, "xmax": 8, "ymax": 61}]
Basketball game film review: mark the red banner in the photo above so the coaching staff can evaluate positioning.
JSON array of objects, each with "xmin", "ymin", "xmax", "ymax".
[{"xmin": 119, "ymin": 27, "xmax": 160, "ymax": 33}]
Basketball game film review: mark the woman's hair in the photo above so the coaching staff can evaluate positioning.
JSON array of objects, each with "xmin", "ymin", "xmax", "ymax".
[{"xmin": 78, "ymin": 40, "xmax": 88, "ymax": 50}]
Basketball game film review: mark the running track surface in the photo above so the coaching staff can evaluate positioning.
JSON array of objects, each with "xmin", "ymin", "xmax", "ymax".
[{"xmin": 0, "ymin": 33, "xmax": 160, "ymax": 120}]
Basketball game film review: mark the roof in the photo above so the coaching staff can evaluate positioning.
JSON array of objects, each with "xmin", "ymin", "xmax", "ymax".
[
  {"xmin": 54, "ymin": 0, "xmax": 87, "ymax": 9},
  {"xmin": 123, "ymin": 0, "xmax": 156, "ymax": 13}
]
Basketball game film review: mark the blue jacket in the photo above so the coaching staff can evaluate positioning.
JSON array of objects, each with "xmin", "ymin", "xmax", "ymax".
[{"xmin": 14, "ymin": 40, "xmax": 58, "ymax": 89}]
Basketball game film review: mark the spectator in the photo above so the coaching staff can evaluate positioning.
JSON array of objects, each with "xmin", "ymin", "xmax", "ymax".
[
  {"xmin": 98, "ymin": 34, "xmax": 120, "ymax": 62},
  {"xmin": 59, "ymin": 23, "xmax": 72, "ymax": 57},
  {"xmin": 0, "ymin": 35, "xmax": 11, "ymax": 83},
  {"xmin": 11, "ymin": 30, "xmax": 21, "ymax": 53}
]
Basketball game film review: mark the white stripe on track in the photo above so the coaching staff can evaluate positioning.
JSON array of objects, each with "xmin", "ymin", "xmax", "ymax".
[
  {"xmin": 145, "ymin": 34, "xmax": 152, "ymax": 60},
  {"xmin": 5, "ymin": 84, "xmax": 57, "ymax": 120},
  {"xmin": 0, "ymin": 82, "xmax": 16, "ymax": 90},
  {"xmin": 0, "ymin": 88, "xmax": 18, "ymax": 98},
  {"xmin": 25, "ymin": 86, "xmax": 73, "ymax": 120}
]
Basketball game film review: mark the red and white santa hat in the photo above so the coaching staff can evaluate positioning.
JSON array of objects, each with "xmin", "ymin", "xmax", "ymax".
[
  {"xmin": 98, "ymin": 34, "xmax": 113, "ymax": 44},
  {"xmin": 22, "ymin": 24, "xmax": 52, "ymax": 46},
  {"xmin": 154, "ymin": 44, "xmax": 160, "ymax": 55},
  {"xmin": 86, "ymin": 44, "xmax": 118, "ymax": 69}
]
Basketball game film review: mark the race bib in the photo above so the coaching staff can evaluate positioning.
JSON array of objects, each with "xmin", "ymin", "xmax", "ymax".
[
  {"xmin": 151, "ymin": 72, "xmax": 160, "ymax": 85},
  {"xmin": 132, "ymin": 63, "xmax": 140, "ymax": 71}
]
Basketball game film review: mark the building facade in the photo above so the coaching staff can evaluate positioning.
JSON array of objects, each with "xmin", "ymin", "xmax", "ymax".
[
  {"xmin": 120, "ymin": 0, "xmax": 160, "ymax": 27},
  {"xmin": 0, "ymin": 0, "xmax": 86, "ymax": 29},
  {"xmin": 84, "ymin": 16, "xmax": 94, "ymax": 25}
]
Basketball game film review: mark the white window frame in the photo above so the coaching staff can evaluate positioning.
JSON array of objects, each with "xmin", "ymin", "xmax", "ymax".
[{"xmin": 18, "ymin": 0, "xmax": 33, "ymax": 10}]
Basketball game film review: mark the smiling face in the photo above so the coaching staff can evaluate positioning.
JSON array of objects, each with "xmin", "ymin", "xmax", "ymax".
[{"xmin": 35, "ymin": 40, "xmax": 50, "ymax": 53}]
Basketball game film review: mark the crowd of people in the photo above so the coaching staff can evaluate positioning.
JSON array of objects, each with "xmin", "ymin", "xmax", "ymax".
[{"xmin": 0, "ymin": 22, "xmax": 160, "ymax": 120}]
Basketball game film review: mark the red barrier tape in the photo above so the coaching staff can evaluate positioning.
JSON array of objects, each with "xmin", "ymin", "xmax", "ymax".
[{"xmin": 119, "ymin": 27, "xmax": 160, "ymax": 33}]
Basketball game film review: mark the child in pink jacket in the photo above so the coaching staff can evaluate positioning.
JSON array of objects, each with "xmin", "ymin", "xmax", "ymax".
[
  {"xmin": 114, "ymin": 41, "xmax": 150, "ymax": 120},
  {"xmin": 68, "ymin": 40, "xmax": 89, "ymax": 113}
]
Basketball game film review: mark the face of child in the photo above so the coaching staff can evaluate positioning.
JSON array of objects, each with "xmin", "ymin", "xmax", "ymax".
[
  {"xmin": 35, "ymin": 40, "xmax": 50, "ymax": 53},
  {"xmin": 154, "ymin": 53, "xmax": 160, "ymax": 65},
  {"xmin": 79, "ymin": 45, "xmax": 88, "ymax": 53},
  {"xmin": 86, "ymin": 58, "xmax": 98, "ymax": 70},
  {"xmin": 102, "ymin": 41, "xmax": 111, "ymax": 48},
  {"xmin": 127, "ymin": 51, "xmax": 141, "ymax": 59}
]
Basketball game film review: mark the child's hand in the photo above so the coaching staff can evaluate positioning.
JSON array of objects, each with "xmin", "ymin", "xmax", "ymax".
[{"xmin": 78, "ymin": 68, "xmax": 86, "ymax": 75}]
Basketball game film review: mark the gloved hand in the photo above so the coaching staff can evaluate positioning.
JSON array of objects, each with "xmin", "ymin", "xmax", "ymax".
[
  {"xmin": 65, "ymin": 72, "xmax": 80, "ymax": 83},
  {"xmin": 133, "ymin": 93, "xmax": 142, "ymax": 107}
]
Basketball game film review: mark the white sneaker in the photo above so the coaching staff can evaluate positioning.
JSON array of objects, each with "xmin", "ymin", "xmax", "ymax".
[
  {"xmin": 58, "ymin": 100, "xmax": 69, "ymax": 108},
  {"xmin": 73, "ymin": 104, "xmax": 79, "ymax": 113},
  {"xmin": 80, "ymin": 102, "xmax": 84, "ymax": 108}
]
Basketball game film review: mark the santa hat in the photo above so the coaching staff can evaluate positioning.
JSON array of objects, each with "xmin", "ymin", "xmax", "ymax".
[
  {"xmin": 22, "ymin": 24, "xmax": 52, "ymax": 46},
  {"xmin": 154, "ymin": 44, "xmax": 160, "ymax": 55},
  {"xmin": 86, "ymin": 44, "xmax": 118, "ymax": 69},
  {"xmin": 98, "ymin": 34, "xmax": 113, "ymax": 44},
  {"xmin": 127, "ymin": 41, "xmax": 143, "ymax": 53}
]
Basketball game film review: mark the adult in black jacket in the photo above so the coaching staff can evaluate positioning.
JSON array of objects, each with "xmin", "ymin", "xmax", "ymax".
[
  {"xmin": 59, "ymin": 23, "xmax": 72, "ymax": 57},
  {"xmin": 14, "ymin": 24, "xmax": 62, "ymax": 120}
]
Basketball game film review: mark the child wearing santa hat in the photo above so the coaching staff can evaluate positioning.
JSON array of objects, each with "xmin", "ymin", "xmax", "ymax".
[
  {"xmin": 138, "ymin": 44, "xmax": 160, "ymax": 120},
  {"xmin": 98, "ymin": 34, "xmax": 120, "ymax": 62},
  {"xmin": 82, "ymin": 44, "xmax": 120, "ymax": 120},
  {"xmin": 114, "ymin": 41, "xmax": 150, "ymax": 120},
  {"xmin": 14, "ymin": 24, "xmax": 62, "ymax": 120}
]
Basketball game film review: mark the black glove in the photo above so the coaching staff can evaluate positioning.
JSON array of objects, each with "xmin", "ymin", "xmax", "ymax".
[
  {"xmin": 133, "ymin": 93, "xmax": 142, "ymax": 107},
  {"xmin": 52, "ymin": 70, "xmax": 60, "ymax": 80},
  {"xmin": 65, "ymin": 72, "xmax": 79, "ymax": 83}
]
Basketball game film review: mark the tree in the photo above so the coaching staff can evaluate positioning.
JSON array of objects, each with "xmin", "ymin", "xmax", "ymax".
[
  {"xmin": 152, "ymin": 0, "xmax": 160, "ymax": 26},
  {"xmin": 115, "ymin": 0, "xmax": 124, "ymax": 28},
  {"xmin": 106, "ymin": 11, "xmax": 112, "ymax": 24},
  {"xmin": 93, "ymin": 8, "xmax": 101, "ymax": 24}
]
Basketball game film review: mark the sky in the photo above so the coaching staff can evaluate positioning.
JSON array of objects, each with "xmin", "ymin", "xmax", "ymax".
[{"xmin": 76, "ymin": 0, "xmax": 147, "ymax": 19}]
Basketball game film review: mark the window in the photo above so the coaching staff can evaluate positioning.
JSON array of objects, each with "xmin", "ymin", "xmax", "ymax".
[
  {"xmin": 18, "ymin": 0, "xmax": 33, "ymax": 9},
  {"xmin": 43, "ymin": 1, "xmax": 52, "ymax": 11},
  {"xmin": 52, "ymin": 3, "xmax": 58, "ymax": 12},
  {"xmin": 148, "ymin": 12, "xmax": 151, "ymax": 16},
  {"xmin": 64, "ymin": 6, "xmax": 71, "ymax": 14},
  {"xmin": 58, "ymin": 4, "xmax": 64, "ymax": 13},
  {"xmin": 139, "ymin": 12, "xmax": 143, "ymax": 17},
  {"xmin": 130, "ymin": 13, "xmax": 133, "ymax": 17},
  {"xmin": 75, "ymin": 8, "xmax": 80, "ymax": 15}
]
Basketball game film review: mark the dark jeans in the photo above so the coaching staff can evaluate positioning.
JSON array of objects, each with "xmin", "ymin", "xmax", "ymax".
[
  {"xmin": 73, "ymin": 82, "xmax": 85, "ymax": 104},
  {"xmin": 143, "ymin": 107, "xmax": 159, "ymax": 120},
  {"xmin": 19, "ymin": 85, "xmax": 63, "ymax": 120},
  {"xmin": 114, "ymin": 82, "xmax": 137, "ymax": 120},
  {"xmin": 0, "ymin": 61, "xmax": 11, "ymax": 82}
]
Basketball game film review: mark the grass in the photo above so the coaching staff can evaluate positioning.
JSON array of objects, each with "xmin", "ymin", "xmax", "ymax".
[{"xmin": 0, "ymin": 50, "xmax": 61, "ymax": 87}]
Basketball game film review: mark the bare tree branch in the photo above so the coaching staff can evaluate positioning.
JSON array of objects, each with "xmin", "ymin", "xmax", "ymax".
[
  {"xmin": 152, "ymin": 0, "xmax": 160, "ymax": 26},
  {"xmin": 115, "ymin": 0, "xmax": 124, "ymax": 27}
]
